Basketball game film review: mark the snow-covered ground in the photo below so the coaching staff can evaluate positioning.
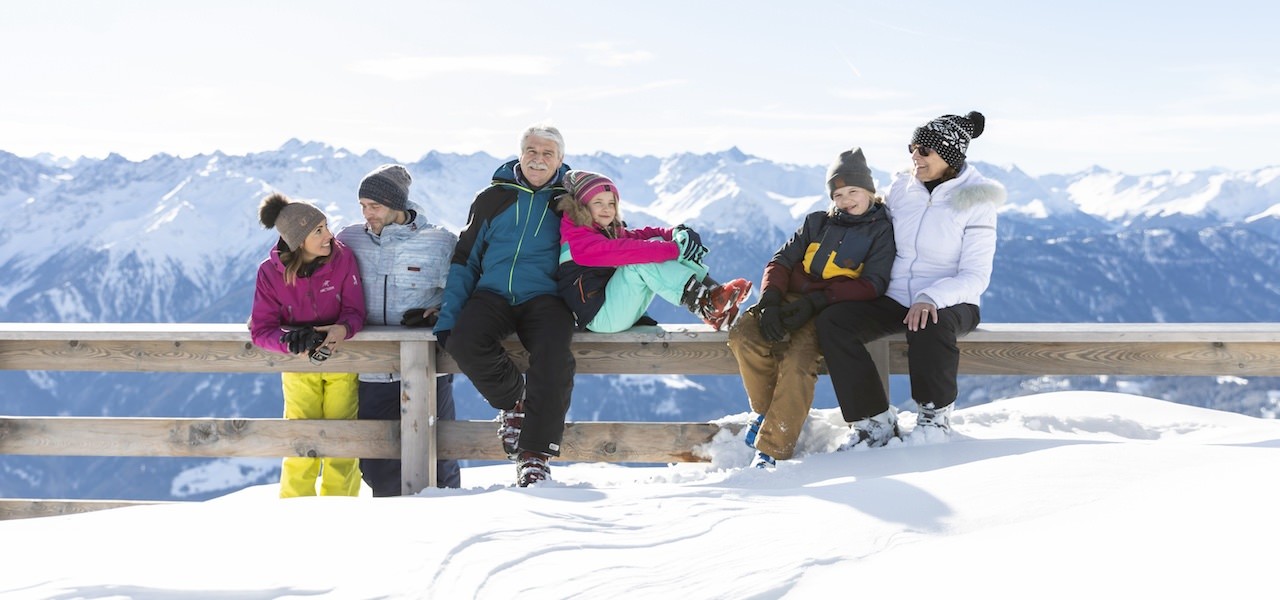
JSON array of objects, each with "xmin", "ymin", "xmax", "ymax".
[{"xmin": 1, "ymin": 391, "xmax": 1275, "ymax": 599}]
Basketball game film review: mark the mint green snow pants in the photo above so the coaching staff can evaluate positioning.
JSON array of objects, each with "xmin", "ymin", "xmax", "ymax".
[{"xmin": 587, "ymin": 260, "xmax": 708, "ymax": 333}]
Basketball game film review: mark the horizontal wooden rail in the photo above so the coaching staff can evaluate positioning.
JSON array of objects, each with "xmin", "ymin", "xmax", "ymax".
[
  {"xmin": 0, "ymin": 499, "xmax": 176, "ymax": 521},
  {"xmin": 0, "ymin": 418, "xmax": 734, "ymax": 463},
  {"xmin": 3, "ymin": 321, "xmax": 1279, "ymax": 520},
  {"xmin": 0, "ymin": 418, "xmax": 402, "ymax": 459},
  {"xmin": 4, "ymin": 322, "xmax": 1279, "ymax": 376}
]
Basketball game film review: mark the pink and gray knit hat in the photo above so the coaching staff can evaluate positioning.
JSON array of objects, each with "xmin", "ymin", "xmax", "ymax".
[{"xmin": 564, "ymin": 170, "xmax": 619, "ymax": 205}]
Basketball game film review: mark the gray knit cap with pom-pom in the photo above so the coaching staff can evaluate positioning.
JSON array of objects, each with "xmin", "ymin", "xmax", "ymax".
[{"xmin": 258, "ymin": 192, "xmax": 325, "ymax": 251}]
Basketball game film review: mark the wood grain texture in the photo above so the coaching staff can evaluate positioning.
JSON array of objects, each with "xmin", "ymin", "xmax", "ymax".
[
  {"xmin": 0, "ymin": 418, "xmax": 400, "ymax": 458},
  {"xmin": 0, "ymin": 499, "xmax": 173, "ymax": 521},
  {"xmin": 437, "ymin": 420, "xmax": 736, "ymax": 463}
]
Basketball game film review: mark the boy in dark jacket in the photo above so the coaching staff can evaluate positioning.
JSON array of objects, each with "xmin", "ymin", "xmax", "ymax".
[{"xmin": 728, "ymin": 148, "xmax": 896, "ymax": 468}]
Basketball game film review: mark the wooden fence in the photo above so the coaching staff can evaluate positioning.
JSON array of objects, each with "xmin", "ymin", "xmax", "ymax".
[{"xmin": 2, "ymin": 322, "xmax": 1279, "ymax": 520}]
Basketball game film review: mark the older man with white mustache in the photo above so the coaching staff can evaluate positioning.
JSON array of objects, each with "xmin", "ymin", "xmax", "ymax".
[{"xmin": 433, "ymin": 124, "xmax": 577, "ymax": 487}]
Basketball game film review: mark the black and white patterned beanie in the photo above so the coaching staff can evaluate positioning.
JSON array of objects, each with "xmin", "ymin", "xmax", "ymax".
[
  {"xmin": 358, "ymin": 164, "xmax": 412, "ymax": 212},
  {"xmin": 910, "ymin": 111, "xmax": 986, "ymax": 171}
]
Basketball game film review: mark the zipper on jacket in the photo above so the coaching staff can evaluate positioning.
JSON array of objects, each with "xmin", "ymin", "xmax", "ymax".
[
  {"xmin": 381, "ymin": 276, "xmax": 389, "ymax": 326},
  {"xmin": 506, "ymin": 184, "xmax": 535, "ymax": 303},
  {"xmin": 498, "ymin": 181, "xmax": 556, "ymax": 304},
  {"xmin": 533, "ymin": 198, "xmax": 551, "ymax": 237},
  {"xmin": 906, "ymin": 192, "xmax": 934, "ymax": 303}
]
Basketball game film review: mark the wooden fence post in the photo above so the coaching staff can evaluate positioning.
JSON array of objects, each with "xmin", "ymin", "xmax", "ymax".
[
  {"xmin": 399, "ymin": 340, "xmax": 436, "ymax": 495},
  {"xmin": 867, "ymin": 338, "xmax": 891, "ymax": 399}
]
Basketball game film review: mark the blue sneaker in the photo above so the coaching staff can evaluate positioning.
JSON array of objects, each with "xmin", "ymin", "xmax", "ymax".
[
  {"xmin": 750, "ymin": 451, "xmax": 776, "ymax": 469},
  {"xmin": 743, "ymin": 413, "xmax": 764, "ymax": 448}
]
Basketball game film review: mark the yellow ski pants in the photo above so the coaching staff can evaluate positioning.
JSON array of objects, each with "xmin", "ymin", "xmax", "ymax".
[{"xmin": 279, "ymin": 371, "xmax": 361, "ymax": 498}]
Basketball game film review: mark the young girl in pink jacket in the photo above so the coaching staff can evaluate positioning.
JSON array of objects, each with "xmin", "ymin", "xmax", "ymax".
[{"xmin": 555, "ymin": 170, "xmax": 750, "ymax": 332}]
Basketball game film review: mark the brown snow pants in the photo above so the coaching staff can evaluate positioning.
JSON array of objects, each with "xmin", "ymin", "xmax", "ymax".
[{"xmin": 726, "ymin": 299, "xmax": 823, "ymax": 460}]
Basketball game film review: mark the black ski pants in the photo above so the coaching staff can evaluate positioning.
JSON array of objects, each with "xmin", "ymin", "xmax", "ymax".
[
  {"xmin": 815, "ymin": 296, "xmax": 980, "ymax": 421},
  {"xmin": 447, "ymin": 291, "xmax": 576, "ymax": 457},
  {"xmin": 357, "ymin": 375, "xmax": 461, "ymax": 495}
]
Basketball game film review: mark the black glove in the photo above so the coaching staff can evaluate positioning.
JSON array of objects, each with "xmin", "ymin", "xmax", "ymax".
[
  {"xmin": 401, "ymin": 308, "xmax": 438, "ymax": 328},
  {"xmin": 280, "ymin": 327, "xmax": 318, "ymax": 355},
  {"xmin": 674, "ymin": 224, "xmax": 702, "ymax": 248},
  {"xmin": 755, "ymin": 288, "xmax": 785, "ymax": 342},
  {"xmin": 758, "ymin": 306, "xmax": 786, "ymax": 342},
  {"xmin": 805, "ymin": 291, "xmax": 828, "ymax": 312},
  {"xmin": 435, "ymin": 329, "xmax": 450, "ymax": 350},
  {"xmin": 676, "ymin": 235, "xmax": 708, "ymax": 264},
  {"xmin": 780, "ymin": 297, "xmax": 816, "ymax": 331},
  {"xmin": 778, "ymin": 292, "xmax": 826, "ymax": 332}
]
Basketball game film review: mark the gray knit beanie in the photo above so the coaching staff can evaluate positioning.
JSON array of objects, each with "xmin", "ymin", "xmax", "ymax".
[
  {"xmin": 358, "ymin": 164, "xmax": 412, "ymax": 211},
  {"xmin": 259, "ymin": 192, "xmax": 326, "ymax": 252},
  {"xmin": 826, "ymin": 147, "xmax": 876, "ymax": 196}
]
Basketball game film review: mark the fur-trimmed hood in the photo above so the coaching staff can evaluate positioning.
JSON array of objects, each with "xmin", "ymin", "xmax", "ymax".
[
  {"xmin": 893, "ymin": 165, "xmax": 1007, "ymax": 212},
  {"xmin": 950, "ymin": 180, "xmax": 1007, "ymax": 211}
]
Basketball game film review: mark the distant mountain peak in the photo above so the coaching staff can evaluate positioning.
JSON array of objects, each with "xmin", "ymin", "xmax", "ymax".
[{"xmin": 723, "ymin": 146, "xmax": 749, "ymax": 162}]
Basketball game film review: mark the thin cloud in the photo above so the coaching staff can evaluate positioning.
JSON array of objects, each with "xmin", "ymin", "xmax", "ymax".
[
  {"xmin": 833, "ymin": 89, "xmax": 914, "ymax": 101},
  {"xmin": 347, "ymin": 55, "xmax": 557, "ymax": 80},
  {"xmin": 580, "ymin": 43, "xmax": 656, "ymax": 67},
  {"xmin": 714, "ymin": 107, "xmax": 926, "ymax": 124},
  {"xmin": 563, "ymin": 79, "xmax": 686, "ymax": 101}
]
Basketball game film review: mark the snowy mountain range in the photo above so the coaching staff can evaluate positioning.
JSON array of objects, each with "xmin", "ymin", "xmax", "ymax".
[{"xmin": 2, "ymin": 141, "xmax": 1279, "ymax": 501}]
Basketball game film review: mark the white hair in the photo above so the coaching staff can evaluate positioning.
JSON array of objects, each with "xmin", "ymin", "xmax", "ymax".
[{"xmin": 520, "ymin": 123, "xmax": 565, "ymax": 158}]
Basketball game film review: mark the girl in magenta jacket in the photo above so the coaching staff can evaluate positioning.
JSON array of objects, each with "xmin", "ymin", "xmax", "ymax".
[
  {"xmin": 249, "ymin": 192, "xmax": 366, "ymax": 497},
  {"xmin": 554, "ymin": 170, "xmax": 751, "ymax": 332}
]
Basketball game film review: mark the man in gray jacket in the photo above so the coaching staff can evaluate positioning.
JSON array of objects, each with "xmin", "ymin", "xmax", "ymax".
[{"xmin": 336, "ymin": 163, "xmax": 461, "ymax": 493}]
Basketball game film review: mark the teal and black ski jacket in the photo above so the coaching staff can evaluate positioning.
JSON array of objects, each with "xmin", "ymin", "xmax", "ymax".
[{"xmin": 434, "ymin": 159, "xmax": 570, "ymax": 332}]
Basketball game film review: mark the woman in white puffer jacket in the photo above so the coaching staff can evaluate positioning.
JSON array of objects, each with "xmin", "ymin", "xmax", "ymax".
[{"xmin": 816, "ymin": 111, "xmax": 1006, "ymax": 449}]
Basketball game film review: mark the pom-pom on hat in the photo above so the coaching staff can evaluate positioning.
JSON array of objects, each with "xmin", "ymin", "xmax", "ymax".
[
  {"xmin": 910, "ymin": 111, "xmax": 986, "ymax": 171},
  {"xmin": 826, "ymin": 147, "xmax": 875, "ymax": 196},
  {"xmin": 258, "ymin": 192, "xmax": 325, "ymax": 252},
  {"xmin": 563, "ymin": 170, "xmax": 619, "ymax": 205},
  {"xmin": 358, "ymin": 164, "xmax": 412, "ymax": 212}
]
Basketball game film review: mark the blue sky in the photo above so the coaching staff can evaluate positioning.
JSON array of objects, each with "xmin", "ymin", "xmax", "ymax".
[{"xmin": 3, "ymin": 0, "xmax": 1277, "ymax": 175}]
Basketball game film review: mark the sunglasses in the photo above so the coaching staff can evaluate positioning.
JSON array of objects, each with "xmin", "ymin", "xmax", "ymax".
[{"xmin": 908, "ymin": 144, "xmax": 934, "ymax": 157}]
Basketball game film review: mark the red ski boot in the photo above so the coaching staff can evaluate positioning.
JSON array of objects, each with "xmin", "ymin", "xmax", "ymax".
[{"xmin": 696, "ymin": 278, "xmax": 752, "ymax": 331}]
